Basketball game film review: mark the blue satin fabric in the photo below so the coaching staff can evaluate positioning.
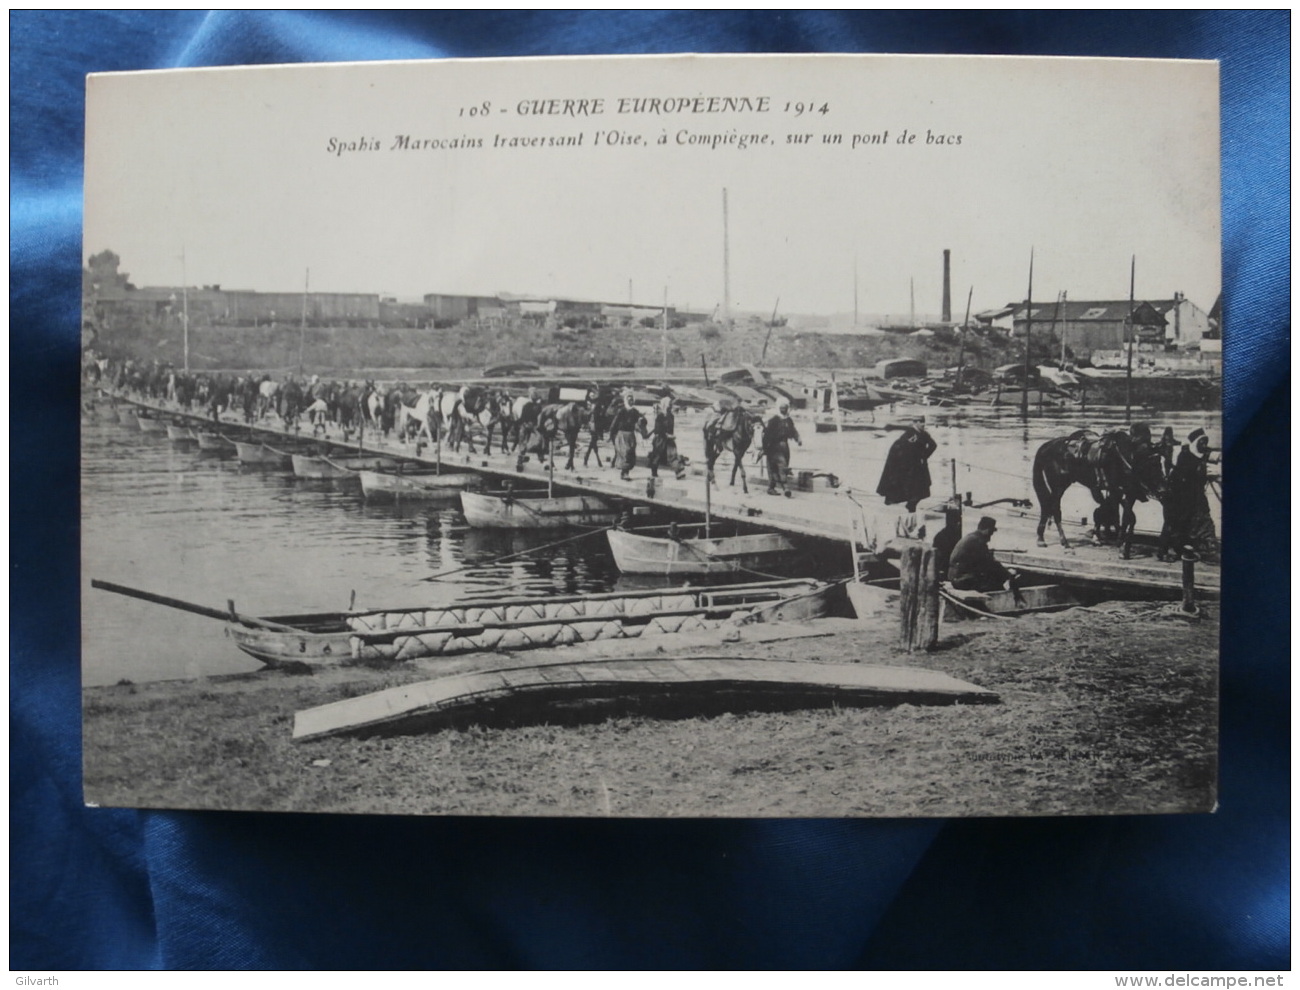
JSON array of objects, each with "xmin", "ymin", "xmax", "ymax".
[{"xmin": 11, "ymin": 11, "xmax": 1288, "ymax": 970}]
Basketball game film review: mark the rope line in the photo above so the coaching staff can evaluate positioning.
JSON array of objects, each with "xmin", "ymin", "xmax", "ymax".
[{"xmin": 420, "ymin": 524, "xmax": 619, "ymax": 583}]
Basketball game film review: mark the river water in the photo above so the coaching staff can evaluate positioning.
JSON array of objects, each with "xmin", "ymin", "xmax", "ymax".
[{"xmin": 81, "ymin": 402, "xmax": 1220, "ymax": 685}]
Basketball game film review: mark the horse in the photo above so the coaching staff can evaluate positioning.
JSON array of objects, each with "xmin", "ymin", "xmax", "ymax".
[
  {"xmin": 451, "ymin": 389, "xmax": 514, "ymax": 455},
  {"xmin": 397, "ymin": 388, "xmax": 439, "ymax": 448},
  {"xmin": 1032, "ymin": 429, "xmax": 1168, "ymax": 559},
  {"xmin": 435, "ymin": 385, "xmax": 490, "ymax": 453},
  {"xmin": 704, "ymin": 404, "xmax": 759, "ymax": 494},
  {"xmin": 256, "ymin": 377, "xmax": 279, "ymax": 420},
  {"xmin": 515, "ymin": 400, "xmax": 589, "ymax": 472}
]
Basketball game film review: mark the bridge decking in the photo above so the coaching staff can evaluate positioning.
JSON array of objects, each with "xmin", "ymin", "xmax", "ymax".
[{"xmin": 99, "ymin": 395, "xmax": 1219, "ymax": 596}]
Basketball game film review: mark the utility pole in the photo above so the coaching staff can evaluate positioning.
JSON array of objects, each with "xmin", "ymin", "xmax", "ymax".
[
  {"xmin": 1021, "ymin": 249, "xmax": 1034, "ymax": 420},
  {"xmin": 180, "ymin": 246, "xmax": 190, "ymax": 373},
  {"xmin": 853, "ymin": 254, "xmax": 859, "ymax": 329},
  {"xmin": 721, "ymin": 188, "xmax": 730, "ymax": 326},
  {"xmin": 661, "ymin": 285, "xmax": 668, "ymax": 372},
  {"xmin": 298, "ymin": 268, "xmax": 309, "ymax": 376},
  {"xmin": 1125, "ymin": 256, "xmax": 1136, "ymax": 424}
]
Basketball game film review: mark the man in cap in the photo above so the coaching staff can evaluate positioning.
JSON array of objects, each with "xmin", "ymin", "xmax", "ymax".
[
  {"xmin": 761, "ymin": 398, "xmax": 802, "ymax": 497},
  {"xmin": 949, "ymin": 515, "xmax": 1024, "ymax": 602}
]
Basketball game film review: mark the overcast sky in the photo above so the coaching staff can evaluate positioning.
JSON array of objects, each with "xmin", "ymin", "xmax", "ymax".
[{"xmin": 84, "ymin": 54, "xmax": 1222, "ymax": 316}]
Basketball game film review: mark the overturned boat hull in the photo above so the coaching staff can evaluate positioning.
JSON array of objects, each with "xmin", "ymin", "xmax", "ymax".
[{"xmin": 293, "ymin": 656, "xmax": 999, "ymax": 740}]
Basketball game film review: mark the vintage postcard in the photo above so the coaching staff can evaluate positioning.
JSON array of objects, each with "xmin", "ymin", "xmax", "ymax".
[{"xmin": 81, "ymin": 54, "xmax": 1221, "ymax": 817}]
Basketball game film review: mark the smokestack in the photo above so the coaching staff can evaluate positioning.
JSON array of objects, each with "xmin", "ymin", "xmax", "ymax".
[{"xmin": 942, "ymin": 249, "xmax": 952, "ymax": 323}]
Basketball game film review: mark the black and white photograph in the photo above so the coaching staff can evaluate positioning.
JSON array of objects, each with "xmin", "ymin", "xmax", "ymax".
[{"xmin": 80, "ymin": 53, "xmax": 1223, "ymax": 818}]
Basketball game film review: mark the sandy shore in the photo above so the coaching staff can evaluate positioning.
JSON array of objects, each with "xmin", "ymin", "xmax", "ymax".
[{"xmin": 82, "ymin": 602, "xmax": 1218, "ymax": 818}]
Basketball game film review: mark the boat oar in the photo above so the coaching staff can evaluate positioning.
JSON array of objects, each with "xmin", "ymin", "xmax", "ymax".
[{"xmin": 90, "ymin": 579, "xmax": 300, "ymax": 632}]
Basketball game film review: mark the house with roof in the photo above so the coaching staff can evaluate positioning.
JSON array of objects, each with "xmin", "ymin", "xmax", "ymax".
[{"xmin": 976, "ymin": 293, "xmax": 1214, "ymax": 357}]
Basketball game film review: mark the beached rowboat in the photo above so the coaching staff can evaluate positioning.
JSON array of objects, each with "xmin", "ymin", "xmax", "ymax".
[
  {"xmin": 607, "ymin": 526, "xmax": 797, "ymax": 576},
  {"xmin": 88, "ymin": 576, "xmax": 830, "ymax": 670},
  {"xmin": 358, "ymin": 469, "xmax": 482, "ymax": 500},
  {"xmin": 460, "ymin": 490, "xmax": 618, "ymax": 529},
  {"xmin": 233, "ymin": 577, "xmax": 830, "ymax": 667}
]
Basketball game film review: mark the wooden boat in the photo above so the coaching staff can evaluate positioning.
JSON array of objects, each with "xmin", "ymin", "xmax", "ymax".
[
  {"xmin": 460, "ymin": 490, "xmax": 618, "ymax": 530},
  {"xmin": 813, "ymin": 413, "xmax": 881, "ymax": 433},
  {"xmin": 193, "ymin": 430, "xmax": 234, "ymax": 452},
  {"xmin": 136, "ymin": 413, "xmax": 169, "ymax": 434},
  {"xmin": 116, "ymin": 407, "xmax": 139, "ymax": 426},
  {"xmin": 358, "ymin": 468, "xmax": 483, "ymax": 500},
  {"xmin": 607, "ymin": 526, "xmax": 797, "ymax": 576},
  {"xmin": 291, "ymin": 452, "xmax": 402, "ymax": 480},
  {"xmin": 235, "ymin": 440, "xmax": 295, "ymax": 466},
  {"xmin": 293, "ymin": 655, "xmax": 998, "ymax": 740},
  {"xmin": 166, "ymin": 423, "xmax": 197, "ymax": 442},
  {"xmin": 940, "ymin": 583, "xmax": 1081, "ymax": 620},
  {"xmin": 89, "ymin": 576, "xmax": 831, "ymax": 670}
]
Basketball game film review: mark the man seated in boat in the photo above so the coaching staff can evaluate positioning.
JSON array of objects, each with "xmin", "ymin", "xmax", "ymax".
[{"xmin": 948, "ymin": 515, "xmax": 1025, "ymax": 604}]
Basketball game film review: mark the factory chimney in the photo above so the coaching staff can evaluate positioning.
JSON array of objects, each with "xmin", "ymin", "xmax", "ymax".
[{"xmin": 942, "ymin": 249, "xmax": 952, "ymax": 323}]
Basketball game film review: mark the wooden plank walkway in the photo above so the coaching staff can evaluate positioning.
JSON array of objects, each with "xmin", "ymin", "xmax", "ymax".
[
  {"xmin": 101, "ymin": 394, "xmax": 1220, "ymax": 596},
  {"xmin": 292, "ymin": 655, "xmax": 999, "ymax": 740}
]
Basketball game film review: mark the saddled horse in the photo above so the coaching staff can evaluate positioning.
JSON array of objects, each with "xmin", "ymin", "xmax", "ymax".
[
  {"xmin": 704, "ymin": 404, "xmax": 758, "ymax": 494},
  {"xmin": 437, "ymin": 385, "xmax": 495, "ymax": 453},
  {"xmin": 1032, "ymin": 429, "xmax": 1168, "ymax": 558},
  {"xmin": 515, "ymin": 400, "xmax": 590, "ymax": 472},
  {"xmin": 397, "ymin": 388, "xmax": 439, "ymax": 447}
]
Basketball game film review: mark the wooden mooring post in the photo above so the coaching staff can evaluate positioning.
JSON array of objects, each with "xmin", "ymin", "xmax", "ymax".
[
  {"xmin": 1181, "ymin": 550, "xmax": 1198, "ymax": 614},
  {"xmin": 898, "ymin": 540, "xmax": 940, "ymax": 651}
]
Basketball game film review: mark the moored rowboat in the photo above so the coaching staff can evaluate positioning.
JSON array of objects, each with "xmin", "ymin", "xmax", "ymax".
[
  {"xmin": 166, "ymin": 423, "xmax": 197, "ymax": 442},
  {"xmin": 136, "ymin": 414, "xmax": 169, "ymax": 434},
  {"xmin": 235, "ymin": 440, "xmax": 295, "ymax": 466},
  {"xmin": 460, "ymin": 490, "xmax": 618, "ymax": 530},
  {"xmin": 291, "ymin": 453, "xmax": 402, "ymax": 480},
  {"xmin": 358, "ymin": 469, "xmax": 483, "ymax": 500},
  {"xmin": 607, "ymin": 526, "xmax": 797, "ymax": 576},
  {"xmin": 194, "ymin": 430, "xmax": 234, "ymax": 452}
]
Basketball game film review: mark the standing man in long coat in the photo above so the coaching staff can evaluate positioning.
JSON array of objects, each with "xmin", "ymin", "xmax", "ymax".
[
  {"xmin": 877, "ymin": 416, "xmax": 937, "ymax": 511},
  {"xmin": 647, "ymin": 396, "xmax": 685, "ymax": 480},
  {"xmin": 761, "ymin": 399, "xmax": 802, "ymax": 497},
  {"xmin": 608, "ymin": 392, "xmax": 647, "ymax": 481}
]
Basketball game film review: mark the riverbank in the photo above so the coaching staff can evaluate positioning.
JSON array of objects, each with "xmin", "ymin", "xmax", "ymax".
[
  {"xmin": 82, "ymin": 601, "xmax": 1217, "ymax": 818},
  {"xmin": 90, "ymin": 319, "xmax": 1023, "ymax": 375}
]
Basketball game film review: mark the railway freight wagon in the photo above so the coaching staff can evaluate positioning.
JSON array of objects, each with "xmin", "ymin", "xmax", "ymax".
[{"xmin": 219, "ymin": 291, "xmax": 381, "ymax": 327}]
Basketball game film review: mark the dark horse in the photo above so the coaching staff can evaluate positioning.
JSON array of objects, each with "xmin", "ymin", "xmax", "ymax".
[
  {"xmin": 704, "ymin": 404, "xmax": 758, "ymax": 495},
  {"xmin": 515, "ymin": 398, "xmax": 590, "ymax": 472},
  {"xmin": 1032, "ymin": 429, "xmax": 1168, "ymax": 559}
]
